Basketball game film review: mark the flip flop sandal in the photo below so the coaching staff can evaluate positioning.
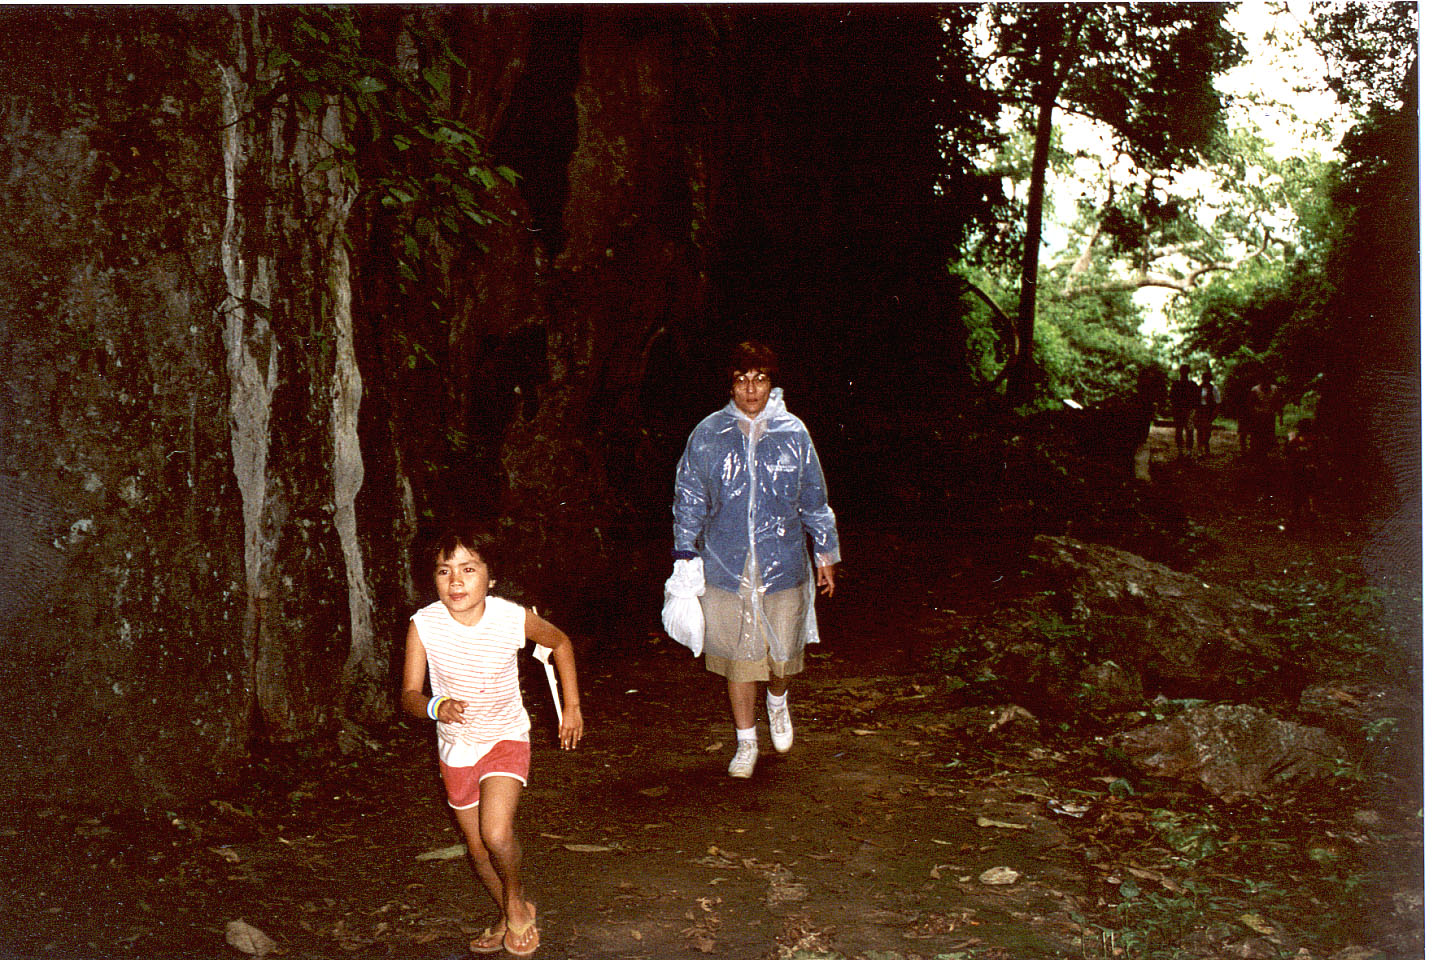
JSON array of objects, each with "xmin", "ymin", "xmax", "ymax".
[
  {"xmin": 504, "ymin": 917, "xmax": 539, "ymax": 958},
  {"xmin": 469, "ymin": 924, "xmax": 506, "ymax": 954}
]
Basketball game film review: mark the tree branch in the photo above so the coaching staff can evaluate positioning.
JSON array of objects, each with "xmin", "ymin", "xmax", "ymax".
[{"xmin": 957, "ymin": 277, "xmax": 1020, "ymax": 360}]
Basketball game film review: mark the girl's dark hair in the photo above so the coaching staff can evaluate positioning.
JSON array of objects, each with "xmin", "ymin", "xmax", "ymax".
[
  {"xmin": 427, "ymin": 526, "xmax": 495, "ymax": 571},
  {"xmin": 725, "ymin": 340, "xmax": 779, "ymax": 387}
]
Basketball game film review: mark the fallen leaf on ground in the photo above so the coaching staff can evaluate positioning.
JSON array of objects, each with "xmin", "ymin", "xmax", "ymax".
[
  {"xmin": 851, "ymin": 729, "xmax": 878, "ymax": 736},
  {"xmin": 225, "ymin": 919, "xmax": 276, "ymax": 957},
  {"xmin": 563, "ymin": 843, "xmax": 617, "ymax": 853},
  {"xmin": 1125, "ymin": 865, "xmax": 1183, "ymax": 892},
  {"xmin": 766, "ymin": 880, "xmax": 808, "ymax": 904},
  {"xmin": 976, "ymin": 817, "xmax": 1029, "ymax": 830},
  {"xmin": 987, "ymin": 704, "xmax": 1035, "ymax": 732},
  {"xmin": 1240, "ymin": 914, "xmax": 1279, "ymax": 937},
  {"xmin": 415, "ymin": 843, "xmax": 467, "ymax": 861}
]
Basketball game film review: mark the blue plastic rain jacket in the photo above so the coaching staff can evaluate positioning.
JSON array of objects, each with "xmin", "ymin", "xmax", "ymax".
[{"xmin": 672, "ymin": 389, "xmax": 841, "ymax": 595}]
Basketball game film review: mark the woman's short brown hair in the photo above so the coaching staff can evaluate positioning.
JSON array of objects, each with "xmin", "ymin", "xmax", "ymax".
[{"xmin": 726, "ymin": 340, "xmax": 779, "ymax": 386}]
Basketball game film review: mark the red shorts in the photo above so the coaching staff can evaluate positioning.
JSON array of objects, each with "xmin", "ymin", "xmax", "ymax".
[{"xmin": 440, "ymin": 740, "xmax": 531, "ymax": 810}]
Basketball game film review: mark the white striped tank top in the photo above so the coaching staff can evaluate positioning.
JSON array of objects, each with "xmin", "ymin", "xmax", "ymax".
[{"xmin": 412, "ymin": 595, "xmax": 531, "ymax": 766}]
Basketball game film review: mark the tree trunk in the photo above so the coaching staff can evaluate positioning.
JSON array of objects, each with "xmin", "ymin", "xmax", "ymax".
[
  {"xmin": 1010, "ymin": 10, "xmax": 1086, "ymax": 404},
  {"xmin": 218, "ymin": 8, "xmax": 371, "ymax": 737},
  {"xmin": 1011, "ymin": 84, "xmax": 1057, "ymax": 402}
]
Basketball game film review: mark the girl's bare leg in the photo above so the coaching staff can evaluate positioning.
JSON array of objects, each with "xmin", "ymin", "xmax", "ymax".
[{"xmin": 454, "ymin": 777, "xmax": 535, "ymax": 941}]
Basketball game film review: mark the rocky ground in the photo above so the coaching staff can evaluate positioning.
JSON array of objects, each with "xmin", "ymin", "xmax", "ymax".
[{"xmin": 0, "ymin": 425, "xmax": 1422, "ymax": 960}]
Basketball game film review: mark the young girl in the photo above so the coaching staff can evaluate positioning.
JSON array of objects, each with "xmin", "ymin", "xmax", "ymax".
[{"xmin": 401, "ymin": 529, "xmax": 583, "ymax": 957}]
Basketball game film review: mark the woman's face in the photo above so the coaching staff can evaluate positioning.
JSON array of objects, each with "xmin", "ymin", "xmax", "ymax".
[{"xmin": 730, "ymin": 368, "xmax": 773, "ymax": 418}]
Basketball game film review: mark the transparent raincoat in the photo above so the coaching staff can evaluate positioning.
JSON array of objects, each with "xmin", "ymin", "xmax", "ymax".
[{"xmin": 672, "ymin": 389, "xmax": 840, "ymax": 655}]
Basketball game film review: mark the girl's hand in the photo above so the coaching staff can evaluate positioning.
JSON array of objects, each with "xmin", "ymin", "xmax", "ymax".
[
  {"xmin": 437, "ymin": 698, "xmax": 467, "ymax": 725},
  {"xmin": 558, "ymin": 705, "xmax": 584, "ymax": 750}
]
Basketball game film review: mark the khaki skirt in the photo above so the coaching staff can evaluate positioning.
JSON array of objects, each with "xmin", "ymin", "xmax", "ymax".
[{"xmin": 699, "ymin": 582, "xmax": 806, "ymax": 682}]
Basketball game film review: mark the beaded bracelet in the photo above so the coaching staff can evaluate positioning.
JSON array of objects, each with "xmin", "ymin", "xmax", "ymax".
[{"xmin": 426, "ymin": 695, "xmax": 450, "ymax": 720}]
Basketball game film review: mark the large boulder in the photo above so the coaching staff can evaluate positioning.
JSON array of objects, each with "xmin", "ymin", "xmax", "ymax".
[
  {"xmin": 1113, "ymin": 703, "xmax": 1344, "ymax": 799},
  {"xmin": 1024, "ymin": 535, "xmax": 1285, "ymax": 698}
]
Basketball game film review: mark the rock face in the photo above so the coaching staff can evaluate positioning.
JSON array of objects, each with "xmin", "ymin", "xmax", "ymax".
[
  {"xmin": 1024, "ymin": 535, "xmax": 1284, "ymax": 697},
  {"xmin": 1113, "ymin": 703, "xmax": 1343, "ymax": 799}
]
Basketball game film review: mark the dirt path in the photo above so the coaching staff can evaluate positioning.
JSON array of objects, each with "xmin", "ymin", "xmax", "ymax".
[{"xmin": 0, "ymin": 424, "xmax": 1422, "ymax": 960}]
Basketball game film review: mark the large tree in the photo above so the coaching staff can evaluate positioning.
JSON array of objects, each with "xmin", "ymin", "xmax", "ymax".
[
  {"xmin": 0, "ymin": 6, "xmax": 972, "ymax": 803},
  {"xmin": 961, "ymin": 4, "xmax": 1243, "ymax": 399}
]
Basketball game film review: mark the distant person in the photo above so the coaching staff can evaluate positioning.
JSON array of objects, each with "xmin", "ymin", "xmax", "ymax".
[
  {"xmin": 671, "ymin": 341, "xmax": 841, "ymax": 779},
  {"xmin": 1196, "ymin": 370, "xmax": 1220, "ymax": 457},
  {"xmin": 1246, "ymin": 377, "xmax": 1281, "ymax": 461},
  {"xmin": 1170, "ymin": 364, "xmax": 1200, "ymax": 456},
  {"xmin": 401, "ymin": 528, "xmax": 584, "ymax": 958},
  {"xmin": 1285, "ymin": 418, "xmax": 1321, "ymax": 525}
]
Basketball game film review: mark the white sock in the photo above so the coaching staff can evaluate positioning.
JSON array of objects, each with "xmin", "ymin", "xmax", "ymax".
[
  {"xmin": 766, "ymin": 691, "xmax": 788, "ymax": 710},
  {"xmin": 736, "ymin": 726, "xmax": 757, "ymax": 742}
]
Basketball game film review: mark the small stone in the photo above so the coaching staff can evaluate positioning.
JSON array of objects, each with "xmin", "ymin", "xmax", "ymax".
[{"xmin": 979, "ymin": 866, "xmax": 1019, "ymax": 885}]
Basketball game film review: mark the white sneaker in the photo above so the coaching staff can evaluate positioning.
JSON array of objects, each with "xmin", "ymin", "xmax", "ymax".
[
  {"xmin": 767, "ymin": 700, "xmax": 794, "ymax": 753},
  {"xmin": 728, "ymin": 740, "xmax": 759, "ymax": 778}
]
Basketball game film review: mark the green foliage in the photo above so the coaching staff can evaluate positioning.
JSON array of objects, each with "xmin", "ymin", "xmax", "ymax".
[
  {"xmin": 951, "ymin": 256, "xmax": 1157, "ymax": 405},
  {"xmin": 1255, "ymin": 568, "xmax": 1397, "ymax": 680},
  {"xmin": 259, "ymin": 8, "xmax": 516, "ymax": 292},
  {"xmin": 947, "ymin": 4, "xmax": 1243, "ymax": 402},
  {"xmin": 1032, "ymin": 286, "xmax": 1153, "ymax": 405},
  {"xmin": 1150, "ymin": 808, "xmax": 1223, "ymax": 865},
  {"xmin": 980, "ymin": 6, "xmax": 1243, "ymax": 168},
  {"xmin": 1311, "ymin": 1, "xmax": 1417, "ymax": 110},
  {"xmin": 1165, "ymin": 128, "xmax": 1343, "ymax": 400},
  {"xmin": 1167, "ymin": 6, "xmax": 1417, "ymax": 508}
]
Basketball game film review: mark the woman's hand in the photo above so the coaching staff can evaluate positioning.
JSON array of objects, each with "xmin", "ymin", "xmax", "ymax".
[{"xmin": 816, "ymin": 563, "xmax": 837, "ymax": 597}]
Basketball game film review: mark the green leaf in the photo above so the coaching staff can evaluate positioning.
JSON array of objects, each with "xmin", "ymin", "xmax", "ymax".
[
  {"xmin": 354, "ymin": 75, "xmax": 386, "ymax": 94},
  {"xmin": 265, "ymin": 47, "xmax": 295, "ymax": 73}
]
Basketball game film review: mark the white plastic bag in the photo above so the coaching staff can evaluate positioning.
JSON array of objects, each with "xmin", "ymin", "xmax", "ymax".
[{"xmin": 662, "ymin": 557, "xmax": 706, "ymax": 656}]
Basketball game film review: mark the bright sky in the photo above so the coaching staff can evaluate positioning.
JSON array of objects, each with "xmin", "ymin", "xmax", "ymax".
[{"xmin": 1215, "ymin": 0, "xmax": 1349, "ymax": 157}]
